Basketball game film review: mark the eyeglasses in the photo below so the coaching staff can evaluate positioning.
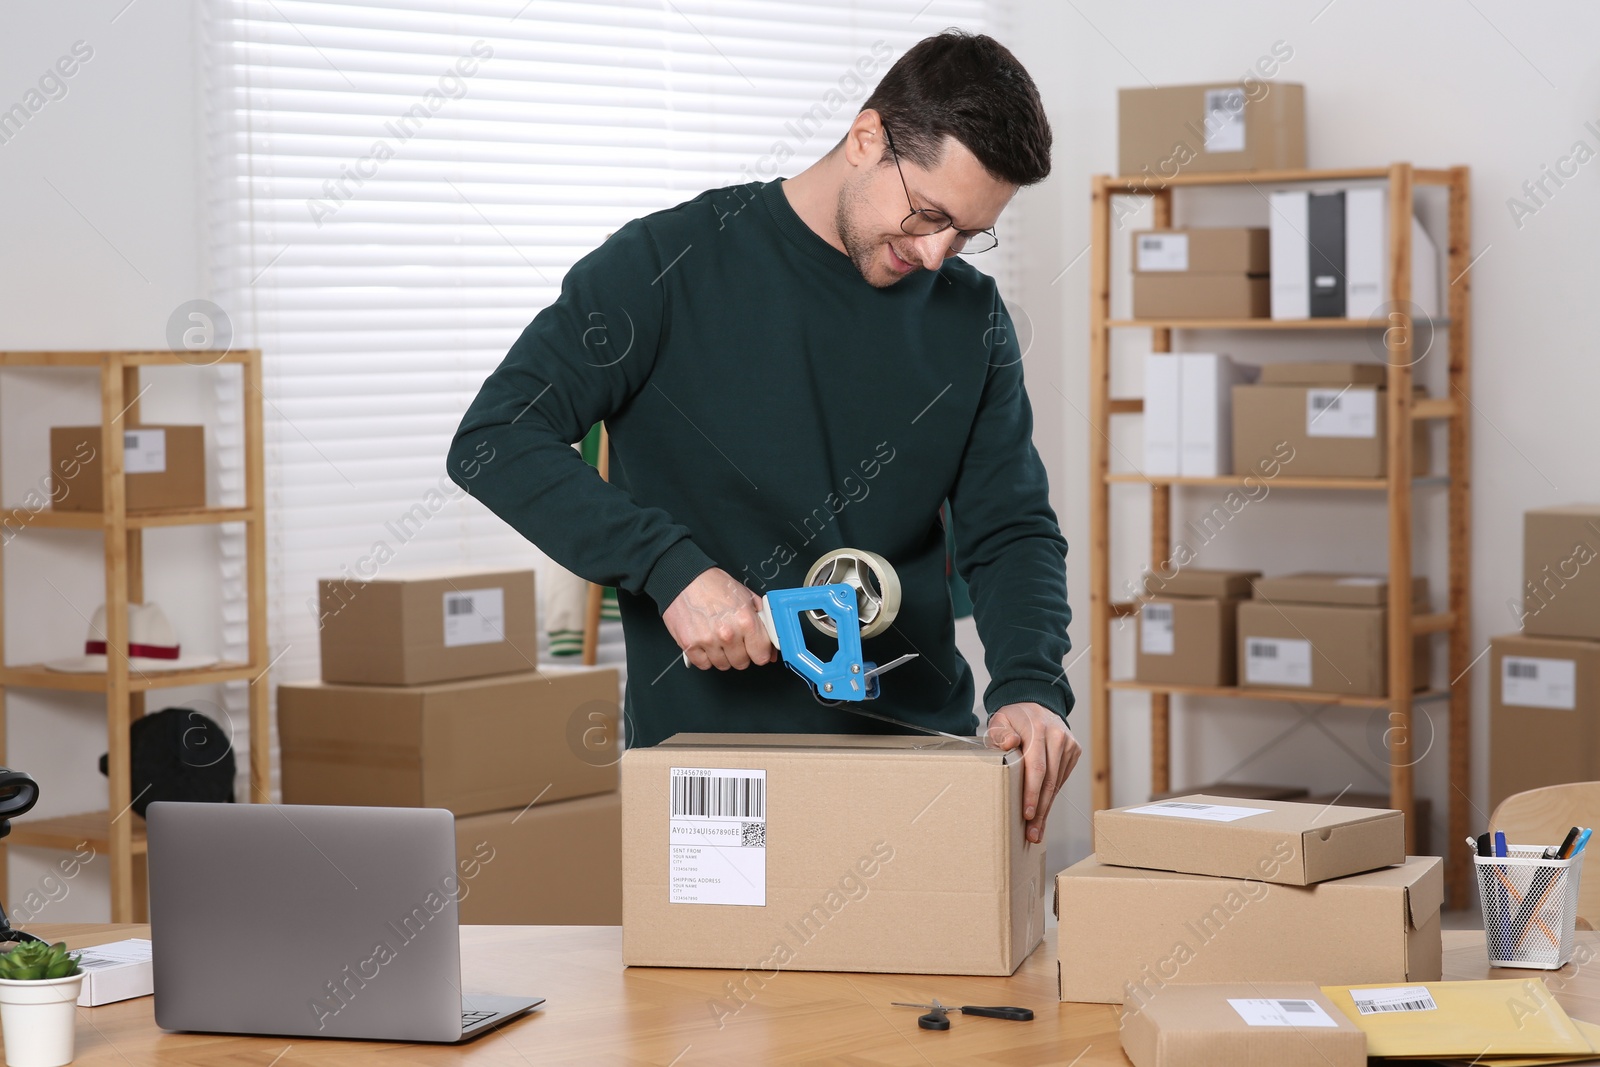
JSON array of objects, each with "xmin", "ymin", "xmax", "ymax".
[{"xmin": 881, "ymin": 124, "xmax": 999, "ymax": 256}]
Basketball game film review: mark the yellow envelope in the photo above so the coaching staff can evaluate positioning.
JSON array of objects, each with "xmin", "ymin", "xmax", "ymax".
[
  {"xmin": 1394, "ymin": 1019, "xmax": 1600, "ymax": 1065},
  {"xmin": 1320, "ymin": 979, "xmax": 1593, "ymax": 1058}
]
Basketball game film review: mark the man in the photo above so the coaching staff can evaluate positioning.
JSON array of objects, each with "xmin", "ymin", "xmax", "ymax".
[{"xmin": 449, "ymin": 31, "xmax": 1077, "ymax": 843}]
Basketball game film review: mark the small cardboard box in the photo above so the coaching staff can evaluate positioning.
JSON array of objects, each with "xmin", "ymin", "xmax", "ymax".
[
  {"xmin": 73, "ymin": 938, "xmax": 153, "ymax": 1006},
  {"xmin": 622, "ymin": 734, "xmax": 1045, "ymax": 976},
  {"xmin": 1132, "ymin": 229, "xmax": 1270, "ymax": 274},
  {"xmin": 455, "ymin": 792, "xmax": 621, "ymax": 925},
  {"xmin": 1119, "ymin": 82, "xmax": 1306, "ymax": 177},
  {"xmin": 1258, "ymin": 361, "xmax": 1389, "ymax": 387},
  {"xmin": 1120, "ymin": 983, "xmax": 1366, "ymax": 1067},
  {"xmin": 1522, "ymin": 506, "xmax": 1600, "ymax": 640},
  {"xmin": 1133, "ymin": 274, "xmax": 1269, "ymax": 319},
  {"xmin": 1237, "ymin": 600, "xmax": 1431, "ymax": 697},
  {"xmin": 317, "ymin": 567, "xmax": 537, "ymax": 685},
  {"xmin": 50, "ymin": 425, "xmax": 206, "ymax": 512},
  {"xmin": 1153, "ymin": 783, "xmax": 1307, "ymax": 802},
  {"xmin": 1136, "ymin": 597, "xmax": 1241, "ymax": 688},
  {"xmin": 1094, "ymin": 794, "xmax": 1405, "ymax": 886},
  {"xmin": 1231, "ymin": 384, "xmax": 1432, "ymax": 478},
  {"xmin": 1055, "ymin": 855, "xmax": 1443, "ymax": 1004},
  {"xmin": 1489, "ymin": 632, "xmax": 1600, "ymax": 808},
  {"xmin": 1304, "ymin": 791, "xmax": 1432, "ymax": 857},
  {"xmin": 279, "ymin": 665, "xmax": 619, "ymax": 815}
]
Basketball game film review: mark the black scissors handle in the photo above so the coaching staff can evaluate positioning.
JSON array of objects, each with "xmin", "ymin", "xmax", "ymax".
[
  {"xmin": 959, "ymin": 1005, "xmax": 1034, "ymax": 1021},
  {"xmin": 918, "ymin": 1009, "xmax": 950, "ymax": 1031}
]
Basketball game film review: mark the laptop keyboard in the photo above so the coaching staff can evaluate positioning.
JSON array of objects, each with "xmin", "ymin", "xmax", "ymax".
[{"xmin": 462, "ymin": 1010, "xmax": 499, "ymax": 1028}]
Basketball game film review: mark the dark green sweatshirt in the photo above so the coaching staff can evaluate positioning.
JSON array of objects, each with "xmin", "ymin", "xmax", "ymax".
[{"xmin": 449, "ymin": 179, "xmax": 1071, "ymax": 746}]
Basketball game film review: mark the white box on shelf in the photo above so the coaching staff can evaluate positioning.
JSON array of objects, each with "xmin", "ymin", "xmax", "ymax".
[
  {"xmin": 1144, "ymin": 353, "xmax": 1181, "ymax": 476},
  {"xmin": 1179, "ymin": 354, "xmax": 1257, "ymax": 477},
  {"xmin": 1269, "ymin": 190, "xmax": 1309, "ymax": 320},
  {"xmin": 1344, "ymin": 188, "xmax": 1440, "ymax": 321}
]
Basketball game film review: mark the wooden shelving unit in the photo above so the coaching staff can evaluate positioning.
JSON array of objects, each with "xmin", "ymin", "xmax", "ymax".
[
  {"xmin": 1087, "ymin": 164, "xmax": 1474, "ymax": 906},
  {"xmin": 0, "ymin": 350, "xmax": 269, "ymax": 922}
]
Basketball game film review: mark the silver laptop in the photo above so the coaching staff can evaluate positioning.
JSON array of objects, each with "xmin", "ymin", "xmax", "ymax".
[{"xmin": 146, "ymin": 802, "xmax": 543, "ymax": 1042}]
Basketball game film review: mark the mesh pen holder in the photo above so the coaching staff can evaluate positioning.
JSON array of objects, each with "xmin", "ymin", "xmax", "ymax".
[{"xmin": 1476, "ymin": 846, "xmax": 1585, "ymax": 969}]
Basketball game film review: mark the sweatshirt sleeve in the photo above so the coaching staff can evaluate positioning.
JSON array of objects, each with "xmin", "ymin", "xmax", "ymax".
[
  {"xmin": 947, "ymin": 296, "xmax": 1075, "ymax": 722},
  {"xmin": 448, "ymin": 219, "xmax": 717, "ymax": 611}
]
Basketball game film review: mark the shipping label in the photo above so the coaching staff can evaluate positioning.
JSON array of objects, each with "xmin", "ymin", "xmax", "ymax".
[
  {"xmin": 1137, "ymin": 233, "xmax": 1189, "ymax": 272},
  {"xmin": 1229, "ymin": 997, "xmax": 1340, "ymax": 1027},
  {"xmin": 124, "ymin": 429, "xmax": 167, "ymax": 474},
  {"xmin": 669, "ymin": 767, "xmax": 766, "ymax": 906},
  {"xmin": 1306, "ymin": 387, "xmax": 1377, "ymax": 438},
  {"xmin": 1244, "ymin": 636, "xmax": 1313, "ymax": 687},
  {"xmin": 1123, "ymin": 801, "xmax": 1270, "ymax": 822},
  {"xmin": 441, "ymin": 587, "xmax": 506, "ymax": 647},
  {"xmin": 1203, "ymin": 88, "xmax": 1246, "ymax": 152},
  {"xmin": 1349, "ymin": 985, "xmax": 1438, "ymax": 1015},
  {"xmin": 1502, "ymin": 655, "xmax": 1577, "ymax": 710},
  {"xmin": 1140, "ymin": 603, "xmax": 1175, "ymax": 655}
]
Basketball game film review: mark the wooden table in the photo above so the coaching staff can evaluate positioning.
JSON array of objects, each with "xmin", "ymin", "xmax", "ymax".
[{"xmin": 13, "ymin": 926, "xmax": 1600, "ymax": 1065}]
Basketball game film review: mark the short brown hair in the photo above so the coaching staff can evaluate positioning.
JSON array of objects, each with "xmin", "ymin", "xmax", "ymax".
[{"xmin": 861, "ymin": 31, "xmax": 1051, "ymax": 187}]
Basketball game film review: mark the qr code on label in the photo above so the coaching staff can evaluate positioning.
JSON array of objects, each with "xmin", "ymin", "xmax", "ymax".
[{"xmin": 741, "ymin": 821, "xmax": 766, "ymax": 847}]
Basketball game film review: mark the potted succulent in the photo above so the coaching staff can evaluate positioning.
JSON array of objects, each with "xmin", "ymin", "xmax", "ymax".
[{"xmin": 0, "ymin": 941, "xmax": 83, "ymax": 1067}]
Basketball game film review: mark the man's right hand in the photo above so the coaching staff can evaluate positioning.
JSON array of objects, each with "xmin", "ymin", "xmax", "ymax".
[{"xmin": 664, "ymin": 568, "xmax": 778, "ymax": 671}]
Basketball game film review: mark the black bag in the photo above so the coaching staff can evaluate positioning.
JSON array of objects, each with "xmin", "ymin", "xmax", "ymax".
[{"xmin": 97, "ymin": 706, "xmax": 236, "ymax": 817}]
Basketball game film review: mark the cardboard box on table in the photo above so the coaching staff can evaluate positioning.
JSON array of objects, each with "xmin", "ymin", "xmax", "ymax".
[
  {"xmin": 621, "ymin": 734, "xmax": 1045, "ymax": 976},
  {"xmin": 50, "ymin": 425, "xmax": 206, "ymax": 512},
  {"xmin": 1120, "ymin": 982, "xmax": 1366, "ymax": 1067},
  {"xmin": 1489, "ymin": 632, "xmax": 1600, "ymax": 808},
  {"xmin": 278, "ymin": 665, "xmax": 620, "ymax": 815},
  {"xmin": 1237, "ymin": 573, "xmax": 1432, "ymax": 697},
  {"xmin": 1055, "ymin": 855, "xmax": 1443, "ymax": 1004},
  {"xmin": 1304, "ymin": 791, "xmax": 1432, "ymax": 857},
  {"xmin": 1522, "ymin": 505, "xmax": 1600, "ymax": 640},
  {"xmin": 1135, "ymin": 568, "xmax": 1259, "ymax": 688},
  {"xmin": 1095, "ymin": 794, "xmax": 1404, "ymax": 886},
  {"xmin": 317, "ymin": 567, "xmax": 537, "ymax": 685},
  {"xmin": 455, "ymin": 792, "xmax": 621, "ymax": 925},
  {"xmin": 1118, "ymin": 82, "xmax": 1305, "ymax": 177}
]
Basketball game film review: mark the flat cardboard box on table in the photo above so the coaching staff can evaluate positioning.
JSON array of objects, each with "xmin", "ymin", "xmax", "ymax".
[
  {"xmin": 1489, "ymin": 632, "xmax": 1600, "ymax": 807},
  {"xmin": 1119, "ymin": 982, "xmax": 1366, "ymax": 1067},
  {"xmin": 455, "ymin": 792, "xmax": 621, "ymax": 925},
  {"xmin": 279, "ymin": 665, "xmax": 619, "ymax": 815},
  {"xmin": 1231, "ymin": 383, "xmax": 1432, "ymax": 478},
  {"xmin": 1522, "ymin": 505, "xmax": 1600, "ymax": 640},
  {"xmin": 1118, "ymin": 82, "xmax": 1306, "ymax": 176},
  {"xmin": 1094, "ymin": 794, "xmax": 1404, "ymax": 885},
  {"xmin": 622, "ymin": 734, "xmax": 1044, "ymax": 976},
  {"xmin": 1056, "ymin": 855, "xmax": 1443, "ymax": 1004},
  {"xmin": 50, "ymin": 425, "xmax": 206, "ymax": 512},
  {"xmin": 1304, "ymin": 791, "xmax": 1432, "ymax": 857},
  {"xmin": 317, "ymin": 567, "xmax": 537, "ymax": 685}
]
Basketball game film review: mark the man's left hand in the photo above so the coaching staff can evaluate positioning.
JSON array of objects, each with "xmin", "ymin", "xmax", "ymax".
[{"xmin": 986, "ymin": 703, "xmax": 1080, "ymax": 844}]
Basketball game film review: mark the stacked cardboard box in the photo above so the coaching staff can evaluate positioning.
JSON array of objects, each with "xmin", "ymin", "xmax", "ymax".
[
  {"xmin": 1058, "ymin": 794, "xmax": 1442, "ymax": 1005},
  {"xmin": 1132, "ymin": 230, "xmax": 1270, "ymax": 320},
  {"xmin": 1231, "ymin": 362, "xmax": 1432, "ymax": 478},
  {"xmin": 1118, "ymin": 82, "xmax": 1306, "ymax": 178},
  {"xmin": 1490, "ymin": 505, "xmax": 1600, "ymax": 807},
  {"xmin": 1237, "ymin": 572, "xmax": 1431, "ymax": 697},
  {"xmin": 1136, "ymin": 568, "xmax": 1260, "ymax": 687},
  {"xmin": 279, "ymin": 568, "xmax": 623, "ymax": 923}
]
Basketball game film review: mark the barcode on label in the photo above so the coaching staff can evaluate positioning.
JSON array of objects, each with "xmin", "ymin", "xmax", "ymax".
[
  {"xmin": 1144, "ymin": 604, "xmax": 1172, "ymax": 623},
  {"xmin": 1311, "ymin": 394, "xmax": 1341, "ymax": 411},
  {"xmin": 672, "ymin": 774, "xmax": 765, "ymax": 818},
  {"xmin": 1249, "ymin": 642, "xmax": 1278, "ymax": 658},
  {"xmin": 1357, "ymin": 997, "xmax": 1435, "ymax": 1014},
  {"xmin": 1508, "ymin": 661, "xmax": 1538, "ymax": 679},
  {"xmin": 1160, "ymin": 802, "xmax": 1208, "ymax": 810},
  {"xmin": 1351, "ymin": 987, "xmax": 1438, "ymax": 1015},
  {"xmin": 75, "ymin": 954, "xmax": 123, "ymax": 970},
  {"xmin": 445, "ymin": 593, "xmax": 475, "ymax": 616},
  {"xmin": 1141, "ymin": 238, "xmax": 1160, "ymax": 249},
  {"xmin": 1280, "ymin": 1000, "xmax": 1317, "ymax": 1013}
]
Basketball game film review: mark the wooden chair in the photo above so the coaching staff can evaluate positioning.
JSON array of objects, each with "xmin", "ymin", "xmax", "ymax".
[{"xmin": 1489, "ymin": 783, "xmax": 1600, "ymax": 928}]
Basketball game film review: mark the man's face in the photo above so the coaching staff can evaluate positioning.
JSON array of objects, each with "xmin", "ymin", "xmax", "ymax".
[{"xmin": 836, "ymin": 133, "xmax": 1016, "ymax": 288}]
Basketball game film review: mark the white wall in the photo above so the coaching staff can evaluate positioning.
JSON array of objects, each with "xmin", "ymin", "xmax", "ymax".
[
  {"xmin": 1009, "ymin": 0, "xmax": 1600, "ymax": 871},
  {"xmin": 1, "ymin": 0, "xmax": 222, "ymax": 921}
]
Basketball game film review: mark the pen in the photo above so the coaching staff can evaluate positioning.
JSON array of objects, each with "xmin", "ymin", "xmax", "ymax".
[
  {"xmin": 1571, "ymin": 828, "xmax": 1593, "ymax": 858},
  {"xmin": 1477, "ymin": 833, "xmax": 1493, "ymax": 857},
  {"xmin": 1495, "ymin": 831, "xmax": 1508, "ymax": 858},
  {"xmin": 1544, "ymin": 827, "xmax": 1580, "ymax": 860}
]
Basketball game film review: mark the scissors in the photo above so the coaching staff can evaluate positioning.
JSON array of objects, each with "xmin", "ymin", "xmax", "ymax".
[{"xmin": 892, "ymin": 999, "xmax": 1035, "ymax": 1031}]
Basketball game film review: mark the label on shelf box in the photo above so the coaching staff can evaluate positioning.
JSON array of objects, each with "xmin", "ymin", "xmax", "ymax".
[
  {"xmin": 1202, "ymin": 88, "xmax": 1246, "ymax": 152},
  {"xmin": 669, "ymin": 767, "xmax": 766, "ymax": 907},
  {"xmin": 1136, "ymin": 233, "xmax": 1188, "ymax": 272},
  {"xmin": 1501, "ymin": 655, "xmax": 1577, "ymax": 710},
  {"xmin": 1140, "ymin": 603, "xmax": 1174, "ymax": 655},
  {"xmin": 441, "ymin": 587, "xmax": 506, "ymax": 647},
  {"xmin": 123, "ymin": 429, "xmax": 167, "ymax": 474},
  {"xmin": 1306, "ymin": 388, "xmax": 1377, "ymax": 438},
  {"xmin": 1244, "ymin": 637, "xmax": 1313, "ymax": 687},
  {"xmin": 1229, "ymin": 998, "xmax": 1340, "ymax": 1028}
]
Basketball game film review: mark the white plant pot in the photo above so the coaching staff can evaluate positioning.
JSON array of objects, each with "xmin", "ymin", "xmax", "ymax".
[{"xmin": 0, "ymin": 973, "xmax": 83, "ymax": 1067}]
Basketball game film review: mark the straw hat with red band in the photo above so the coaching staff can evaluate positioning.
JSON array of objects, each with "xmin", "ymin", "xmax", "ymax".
[{"xmin": 45, "ymin": 602, "xmax": 218, "ymax": 673}]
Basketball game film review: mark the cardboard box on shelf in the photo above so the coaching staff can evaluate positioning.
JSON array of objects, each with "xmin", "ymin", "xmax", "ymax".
[
  {"xmin": 1133, "ymin": 274, "xmax": 1270, "ymax": 319},
  {"xmin": 317, "ymin": 567, "xmax": 537, "ymax": 685},
  {"xmin": 1252, "ymin": 571, "xmax": 1428, "ymax": 607},
  {"xmin": 1095, "ymin": 794, "xmax": 1404, "ymax": 886},
  {"xmin": 1304, "ymin": 791, "xmax": 1432, "ymax": 857},
  {"xmin": 1132, "ymin": 229, "xmax": 1270, "ymax": 275},
  {"xmin": 1118, "ymin": 82, "xmax": 1306, "ymax": 177},
  {"xmin": 1237, "ymin": 601, "xmax": 1431, "ymax": 698},
  {"xmin": 1522, "ymin": 506, "xmax": 1600, "ymax": 640},
  {"xmin": 1230, "ymin": 383, "xmax": 1432, "ymax": 478},
  {"xmin": 50, "ymin": 425, "xmax": 206, "ymax": 512},
  {"xmin": 1257, "ymin": 361, "xmax": 1390, "ymax": 387},
  {"xmin": 1135, "ymin": 597, "xmax": 1241, "ymax": 688},
  {"xmin": 622, "ymin": 734, "xmax": 1044, "ymax": 976},
  {"xmin": 1145, "ymin": 568, "xmax": 1259, "ymax": 601},
  {"xmin": 1489, "ymin": 632, "xmax": 1600, "ymax": 808},
  {"xmin": 455, "ymin": 792, "xmax": 621, "ymax": 925},
  {"xmin": 279, "ymin": 665, "xmax": 619, "ymax": 815},
  {"xmin": 1120, "ymin": 982, "xmax": 1366, "ymax": 1067},
  {"xmin": 1056, "ymin": 855, "xmax": 1443, "ymax": 1004},
  {"xmin": 1151, "ymin": 783, "xmax": 1307, "ymax": 802}
]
